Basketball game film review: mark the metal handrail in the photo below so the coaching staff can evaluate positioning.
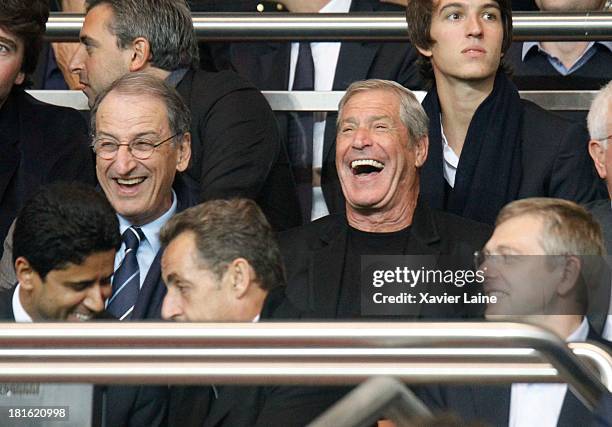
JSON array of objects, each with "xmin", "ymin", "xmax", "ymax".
[
  {"xmin": 45, "ymin": 12, "xmax": 612, "ymax": 42},
  {"xmin": 26, "ymin": 90, "xmax": 598, "ymax": 112},
  {"xmin": 0, "ymin": 322, "xmax": 607, "ymax": 409}
]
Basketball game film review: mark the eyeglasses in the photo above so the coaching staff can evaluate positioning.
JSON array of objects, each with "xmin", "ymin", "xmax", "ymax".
[
  {"xmin": 473, "ymin": 250, "xmax": 530, "ymax": 271},
  {"xmin": 91, "ymin": 133, "xmax": 180, "ymax": 160},
  {"xmin": 596, "ymin": 135, "xmax": 612, "ymax": 143}
]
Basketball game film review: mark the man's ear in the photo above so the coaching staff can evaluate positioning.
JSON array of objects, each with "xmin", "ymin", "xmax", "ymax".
[
  {"xmin": 416, "ymin": 45, "xmax": 433, "ymax": 58},
  {"xmin": 557, "ymin": 256, "xmax": 581, "ymax": 297},
  {"xmin": 128, "ymin": 37, "xmax": 151, "ymax": 72},
  {"xmin": 176, "ymin": 133, "xmax": 192, "ymax": 172},
  {"xmin": 588, "ymin": 139, "xmax": 607, "ymax": 180},
  {"xmin": 225, "ymin": 258, "xmax": 255, "ymax": 299},
  {"xmin": 14, "ymin": 257, "xmax": 36, "ymax": 291},
  {"xmin": 414, "ymin": 135, "xmax": 429, "ymax": 168},
  {"xmin": 14, "ymin": 71, "xmax": 25, "ymax": 86}
]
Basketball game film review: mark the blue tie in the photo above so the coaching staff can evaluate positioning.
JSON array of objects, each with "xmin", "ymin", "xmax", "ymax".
[
  {"xmin": 287, "ymin": 42, "xmax": 315, "ymax": 223},
  {"xmin": 107, "ymin": 226, "xmax": 144, "ymax": 320}
]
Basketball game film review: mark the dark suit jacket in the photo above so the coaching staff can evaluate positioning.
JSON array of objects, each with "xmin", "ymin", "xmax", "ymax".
[
  {"xmin": 0, "ymin": 286, "xmax": 167, "ymax": 427},
  {"xmin": 175, "ymin": 68, "xmax": 301, "ymax": 231},
  {"xmin": 219, "ymin": 0, "xmax": 424, "ymax": 214},
  {"xmin": 167, "ymin": 287, "xmax": 347, "ymax": 427},
  {"xmin": 584, "ymin": 199, "xmax": 612, "ymax": 334},
  {"xmin": 587, "ymin": 199, "xmax": 612, "ymax": 254},
  {"xmin": 416, "ymin": 326, "xmax": 612, "ymax": 427},
  {"xmin": 516, "ymin": 100, "xmax": 605, "ymax": 205},
  {"xmin": 278, "ymin": 199, "xmax": 492, "ymax": 317},
  {"xmin": 0, "ymin": 88, "xmax": 95, "ymax": 252}
]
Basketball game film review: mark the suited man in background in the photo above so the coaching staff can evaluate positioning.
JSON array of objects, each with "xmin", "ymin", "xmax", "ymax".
[
  {"xmin": 586, "ymin": 80, "xmax": 612, "ymax": 340},
  {"xmin": 419, "ymin": 198, "xmax": 611, "ymax": 427},
  {"xmin": 204, "ymin": 0, "xmax": 424, "ymax": 221},
  {"xmin": 161, "ymin": 199, "xmax": 344, "ymax": 427},
  {"xmin": 0, "ymin": 0, "xmax": 95, "ymax": 251},
  {"xmin": 69, "ymin": 0, "xmax": 300, "ymax": 231}
]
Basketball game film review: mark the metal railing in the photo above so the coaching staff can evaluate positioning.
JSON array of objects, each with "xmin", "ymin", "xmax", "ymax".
[
  {"xmin": 27, "ymin": 90, "xmax": 598, "ymax": 112},
  {"xmin": 45, "ymin": 12, "xmax": 612, "ymax": 42},
  {"xmin": 0, "ymin": 322, "xmax": 608, "ymax": 410}
]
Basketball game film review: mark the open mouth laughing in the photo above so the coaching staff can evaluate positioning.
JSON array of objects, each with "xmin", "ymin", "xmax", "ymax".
[{"xmin": 350, "ymin": 159, "xmax": 385, "ymax": 176}]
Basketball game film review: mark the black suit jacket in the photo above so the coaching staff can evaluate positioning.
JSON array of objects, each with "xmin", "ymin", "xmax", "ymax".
[
  {"xmin": 219, "ymin": 0, "xmax": 423, "ymax": 214},
  {"xmin": 167, "ymin": 287, "xmax": 347, "ymax": 427},
  {"xmin": 0, "ymin": 89, "xmax": 95, "ymax": 252},
  {"xmin": 587, "ymin": 199, "xmax": 612, "ymax": 254},
  {"xmin": 416, "ymin": 326, "xmax": 612, "ymax": 427},
  {"xmin": 278, "ymin": 199, "xmax": 492, "ymax": 317},
  {"xmin": 175, "ymin": 68, "xmax": 301, "ymax": 231}
]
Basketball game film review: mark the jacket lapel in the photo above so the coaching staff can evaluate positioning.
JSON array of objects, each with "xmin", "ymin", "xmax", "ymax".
[
  {"xmin": 311, "ymin": 218, "xmax": 349, "ymax": 318},
  {"xmin": 131, "ymin": 249, "xmax": 165, "ymax": 319},
  {"xmin": 202, "ymin": 386, "xmax": 258, "ymax": 427}
]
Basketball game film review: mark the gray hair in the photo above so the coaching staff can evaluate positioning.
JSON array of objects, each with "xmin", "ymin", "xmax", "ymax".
[
  {"xmin": 587, "ymin": 80, "xmax": 612, "ymax": 145},
  {"xmin": 86, "ymin": 0, "xmax": 198, "ymax": 70},
  {"xmin": 336, "ymin": 79, "xmax": 429, "ymax": 144},
  {"xmin": 90, "ymin": 72, "xmax": 191, "ymax": 138}
]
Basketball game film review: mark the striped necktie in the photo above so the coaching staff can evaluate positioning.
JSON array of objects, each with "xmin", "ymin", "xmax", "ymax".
[{"xmin": 107, "ymin": 226, "xmax": 144, "ymax": 320}]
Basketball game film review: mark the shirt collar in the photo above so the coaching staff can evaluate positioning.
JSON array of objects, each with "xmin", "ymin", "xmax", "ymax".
[
  {"xmin": 566, "ymin": 317, "xmax": 589, "ymax": 342},
  {"xmin": 522, "ymin": 40, "xmax": 612, "ymax": 61},
  {"xmin": 12, "ymin": 284, "xmax": 33, "ymax": 323},
  {"xmin": 320, "ymin": 0, "xmax": 351, "ymax": 13},
  {"xmin": 165, "ymin": 68, "xmax": 189, "ymax": 87},
  {"xmin": 117, "ymin": 189, "xmax": 177, "ymax": 255}
]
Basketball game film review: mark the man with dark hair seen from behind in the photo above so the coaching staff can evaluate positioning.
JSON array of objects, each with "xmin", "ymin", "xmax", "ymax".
[
  {"xmin": 0, "ymin": 0, "xmax": 94, "ymax": 250},
  {"xmin": 405, "ymin": 0, "xmax": 604, "ymax": 225},
  {"xmin": 161, "ymin": 198, "xmax": 344, "ymax": 426},
  {"xmin": 69, "ymin": 0, "xmax": 300, "ymax": 230}
]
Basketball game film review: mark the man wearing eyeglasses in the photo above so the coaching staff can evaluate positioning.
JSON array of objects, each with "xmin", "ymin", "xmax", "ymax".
[
  {"xmin": 586, "ymin": 80, "xmax": 612, "ymax": 340},
  {"xmin": 91, "ymin": 71, "xmax": 194, "ymax": 321},
  {"xmin": 419, "ymin": 197, "xmax": 611, "ymax": 427}
]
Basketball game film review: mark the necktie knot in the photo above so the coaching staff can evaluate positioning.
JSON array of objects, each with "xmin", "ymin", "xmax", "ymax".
[{"xmin": 122, "ymin": 227, "xmax": 143, "ymax": 252}]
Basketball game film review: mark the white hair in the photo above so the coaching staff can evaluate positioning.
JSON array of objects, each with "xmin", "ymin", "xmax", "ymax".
[{"xmin": 587, "ymin": 80, "xmax": 612, "ymax": 147}]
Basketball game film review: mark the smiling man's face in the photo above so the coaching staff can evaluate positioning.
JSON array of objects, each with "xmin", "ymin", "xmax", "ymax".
[
  {"xmin": 94, "ymin": 91, "xmax": 190, "ymax": 225},
  {"xmin": 336, "ymin": 89, "xmax": 426, "ymax": 218}
]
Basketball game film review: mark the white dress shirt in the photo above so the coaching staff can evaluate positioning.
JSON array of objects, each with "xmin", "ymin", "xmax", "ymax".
[
  {"xmin": 440, "ymin": 116, "xmax": 459, "ymax": 188},
  {"xmin": 289, "ymin": 0, "xmax": 351, "ymax": 221},
  {"xmin": 11, "ymin": 284, "xmax": 32, "ymax": 322},
  {"xmin": 509, "ymin": 318, "xmax": 589, "ymax": 427},
  {"xmin": 115, "ymin": 190, "xmax": 177, "ymax": 288}
]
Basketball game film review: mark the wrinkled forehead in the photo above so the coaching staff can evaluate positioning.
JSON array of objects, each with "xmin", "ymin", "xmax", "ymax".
[{"xmin": 96, "ymin": 92, "xmax": 170, "ymax": 136}]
